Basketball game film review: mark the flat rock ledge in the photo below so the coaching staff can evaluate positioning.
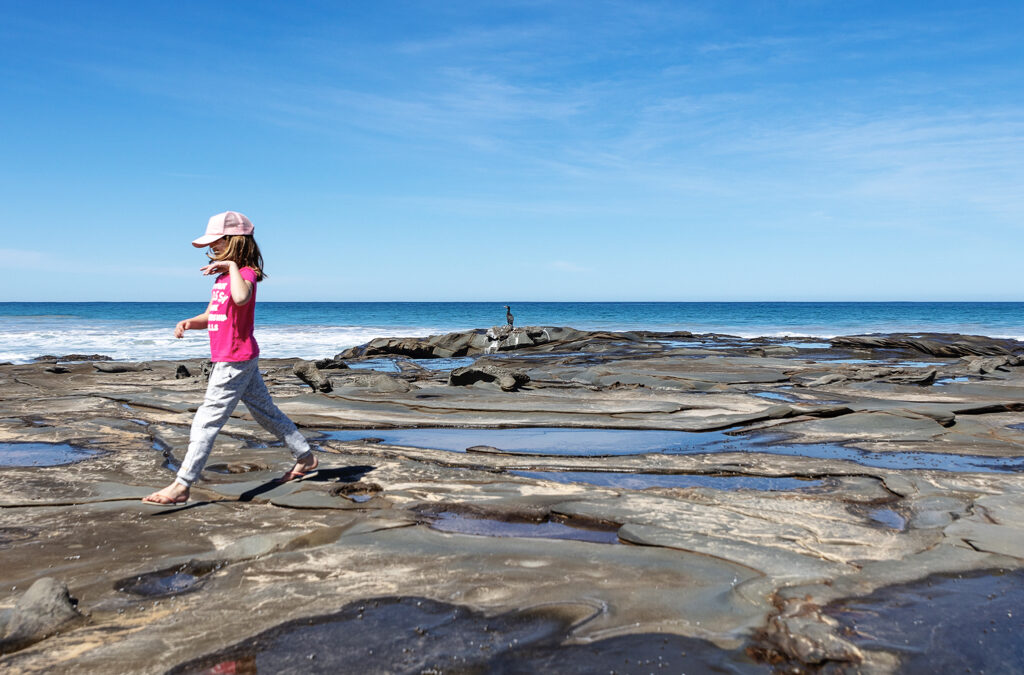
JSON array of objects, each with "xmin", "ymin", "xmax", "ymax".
[{"xmin": 1, "ymin": 328, "xmax": 1023, "ymax": 673}]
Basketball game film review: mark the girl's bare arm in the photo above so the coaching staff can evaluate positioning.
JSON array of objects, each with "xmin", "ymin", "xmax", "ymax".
[
  {"xmin": 175, "ymin": 308, "xmax": 211, "ymax": 338},
  {"xmin": 200, "ymin": 261, "xmax": 253, "ymax": 306}
]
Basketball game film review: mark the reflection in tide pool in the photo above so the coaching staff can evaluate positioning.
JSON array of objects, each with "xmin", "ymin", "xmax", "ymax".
[
  {"xmin": 866, "ymin": 508, "xmax": 906, "ymax": 530},
  {"xmin": 321, "ymin": 428, "xmax": 1024, "ymax": 473},
  {"xmin": 418, "ymin": 356, "xmax": 476, "ymax": 370},
  {"xmin": 0, "ymin": 442, "xmax": 101, "ymax": 467},
  {"xmin": 512, "ymin": 470, "xmax": 822, "ymax": 492},
  {"xmin": 751, "ymin": 391, "xmax": 801, "ymax": 402},
  {"xmin": 114, "ymin": 560, "xmax": 223, "ymax": 598},
  {"xmin": 347, "ymin": 356, "xmax": 476, "ymax": 372},
  {"xmin": 346, "ymin": 359, "xmax": 401, "ymax": 372},
  {"xmin": 323, "ymin": 427, "xmax": 734, "ymax": 456},
  {"xmin": 816, "ymin": 358, "xmax": 946, "ymax": 367},
  {"xmin": 657, "ymin": 340, "xmax": 709, "ymax": 348}
]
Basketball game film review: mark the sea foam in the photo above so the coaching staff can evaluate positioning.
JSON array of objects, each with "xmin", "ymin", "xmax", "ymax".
[{"xmin": 0, "ymin": 323, "xmax": 433, "ymax": 364}]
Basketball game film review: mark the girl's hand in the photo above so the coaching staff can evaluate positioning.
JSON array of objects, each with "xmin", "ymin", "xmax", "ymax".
[
  {"xmin": 200, "ymin": 260, "xmax": 237, "ymax": 276},
  {"xmin": 174, "ymin": 320, "xmax": 191, "ymax": 338}
]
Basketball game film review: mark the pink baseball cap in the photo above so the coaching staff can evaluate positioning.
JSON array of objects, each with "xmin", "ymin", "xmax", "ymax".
[{"xmin": 192, "ymin": 211, "xmax": 255, "ymax": 247}]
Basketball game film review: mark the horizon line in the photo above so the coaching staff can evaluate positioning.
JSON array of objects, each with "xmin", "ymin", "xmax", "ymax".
[{"xmin": 4, "ymin": 299, "xmax": 1024, "ymax": 304}]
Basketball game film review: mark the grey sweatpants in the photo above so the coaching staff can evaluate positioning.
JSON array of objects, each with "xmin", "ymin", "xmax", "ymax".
[{"xmin": 176, "ymin": 358, "xmax": 312, "ymax": 487}]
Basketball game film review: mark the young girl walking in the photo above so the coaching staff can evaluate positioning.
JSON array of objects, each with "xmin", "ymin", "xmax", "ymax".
[{"xmin": 143, "ymin": 211, "xmax": 318, "ymax": 505}]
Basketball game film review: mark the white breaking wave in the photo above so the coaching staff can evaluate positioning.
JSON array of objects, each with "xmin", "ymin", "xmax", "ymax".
[
  {"xmin": 2, "ymin": 316, "xmax": 1022, "ymax": 364},
  {"xmin": 0, "ymin": 322, "xmax": 441, "ymax": 364}
]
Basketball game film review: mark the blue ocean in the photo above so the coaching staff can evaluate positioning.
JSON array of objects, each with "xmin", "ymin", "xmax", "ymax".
[{"xmin": 2, "ymin": 302, "xmax": 1023, "ymax": 363}]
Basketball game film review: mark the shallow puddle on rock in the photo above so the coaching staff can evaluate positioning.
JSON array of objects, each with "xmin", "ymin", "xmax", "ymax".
[
  {"xmin": 935, "ymin": 376, "xmax": 970, "ymax": 386},
  {"xmin": 512, "ymin": 470, "xmax": 823, "ymax": 492},
  {"xmin": 660, "ymin": 339, "xmax": 752, "ymax": 351},
  {"xmin": 352, "ymin": 356, "xmax": 478, "ymax": 371},
  {"xmin": 0, "ymin": 442, "xmax": 101, "ymax": 467},
  {"xmin": 488, "ymin": 351, "xmax": 589, "ymax": 360},
  {"xmin": 816, "ymin": 358, "xmax": 946, "ymax": 368},
  {"xmin": 152, "ymin": 440, "xmax": 181, "ymax": 473},
  {"xmin": 169, "ymin": 596, "xmax": 767, "ymax": 675},
  {"xmin": 656, "ymin": 340, "xmax": 708, "ymax": 348},
  {"xmin": 751, "ymin": 390, "xmax": 801, "ymax": 402},
  {"xmin": 777, "ymin": 342, "xmax": 832, "ymax": 349},
  {"xmin": 115, "ymin": 560, "xmax": 224, "ymax": 598},
  {"xmin": 429, "ymin": 512, "xmax": 620, "ymax": 544},
  {"xmin": 322, "ymin": 428, "xmax": 1024, "ymax": 473},
  {"xmin": 346, "ymin": 359, "xmax": 402, "ymax": 373},
  {"xmin": 746, "ymin": 435, "xmax": 1024, "ymax": 473},
  {"xmin": 328, "ymin": 476, "xmax": 382, "ymax": 502},
  {"xmin": 323, "ymin": 427, "xmax": 737, "ymax": 456},
  {"xmin": 824, "ymin": 569, "xmax": 1024, "ymax": 672},
  {"xmin": 416, "ymin": 356, "xmax": 476, "ymax": 370},
  {"xmin": 866, "ymin": 508, "xmax": 906, "ymax": 530}
]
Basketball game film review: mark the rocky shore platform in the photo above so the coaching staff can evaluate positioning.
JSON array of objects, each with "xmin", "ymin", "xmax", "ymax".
[{"xmin": 2, "ymin": 327, "xmax": 1023, "ymax": 673}]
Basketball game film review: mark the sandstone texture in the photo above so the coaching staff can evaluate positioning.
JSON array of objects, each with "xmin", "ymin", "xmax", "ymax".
[{"xmin": 1, "ymin": 329, "xmax": 1023, "ymax": 673}]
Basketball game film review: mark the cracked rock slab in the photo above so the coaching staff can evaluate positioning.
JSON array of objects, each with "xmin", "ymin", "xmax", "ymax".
[{"xmin": 2, "ymin": 330, "xmax": 1024, "ymax": 673}]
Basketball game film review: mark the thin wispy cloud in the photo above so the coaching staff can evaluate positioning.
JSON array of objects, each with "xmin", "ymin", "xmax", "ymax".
[{"xmin": 2, "ymin": 2, "xmax": 1021, "ymax": 300}]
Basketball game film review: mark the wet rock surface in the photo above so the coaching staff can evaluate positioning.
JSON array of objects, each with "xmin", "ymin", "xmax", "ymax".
[
  {"xmin": 1, "ymin": 330, "xmax": 1023, "ymax": 672},
  {"xmin": 114, "ymin": 560, "xmax": 224, "ymax": 599},
  {"xmin": 170, "ymin": 596, "xmax": 767, "ymax": 674},
  {"xmin": 822, "ymin": 569, "xmax": 1024, "ymax": 673},
  {"xmin": 0, "ymin": 578, "xmax": 83, "ymax": 655}
]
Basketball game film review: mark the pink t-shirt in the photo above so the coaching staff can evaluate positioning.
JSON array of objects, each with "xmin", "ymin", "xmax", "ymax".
[{"xmin": 208, "ymin": 266, "xmax": 260, "ymax": 362}]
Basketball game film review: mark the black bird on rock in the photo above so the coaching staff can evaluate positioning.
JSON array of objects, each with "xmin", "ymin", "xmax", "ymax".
[{"xmin": 504, "ymin": 305, "xmax": 514, "ymax": 327}]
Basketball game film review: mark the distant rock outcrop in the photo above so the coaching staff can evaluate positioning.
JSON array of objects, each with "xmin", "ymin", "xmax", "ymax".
[
  {"xmin": 830, "ymin": 333, "xmax": 1022, "ymax": 358},
  {"xmin": 335, "ymin": 326, "xmax": 638, "ymax": 361}
]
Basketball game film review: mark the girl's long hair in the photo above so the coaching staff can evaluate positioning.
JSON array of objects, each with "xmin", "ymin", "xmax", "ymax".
[{"xmin": 209, "ymin": 235, "xmax": 266, "ymax": 281}]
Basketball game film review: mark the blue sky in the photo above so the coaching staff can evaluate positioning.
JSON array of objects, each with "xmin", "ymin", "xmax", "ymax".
[{"xmin": 1, "ymin": 1, "xmax": 1022, "ymax": 301}]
